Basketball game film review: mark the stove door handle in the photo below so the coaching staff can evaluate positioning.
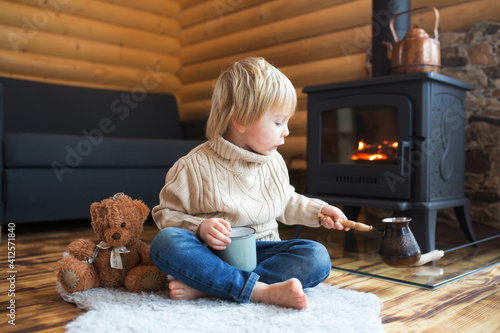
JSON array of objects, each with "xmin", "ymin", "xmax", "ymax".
[{"xmin": 399, "ymin": 141, "xmax": 411, "ymax": 175}]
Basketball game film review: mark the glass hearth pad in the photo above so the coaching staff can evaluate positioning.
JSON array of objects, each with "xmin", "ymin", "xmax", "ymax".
[
  {"xmin": 329, "ymin": 229, "xmax": 500, "ymax": 289},
  {"xmin": 282, "ymin": 224, "xmax": 500, "ymax": 289}
]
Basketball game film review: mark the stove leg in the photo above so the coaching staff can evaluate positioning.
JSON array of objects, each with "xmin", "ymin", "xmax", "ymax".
[
  {"xmin": 291, "ymin": 225, "xmax": 304, "ymax": 239},
  {"xmin": 454, "ymin": 203, "xmax": 477, "ymax": 243},
  {"xmin": 408, "ymin": 209, "xmax": 437, "ymax": 253}
]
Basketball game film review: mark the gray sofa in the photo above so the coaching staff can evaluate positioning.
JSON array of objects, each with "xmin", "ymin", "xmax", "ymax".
[{"xmin": 0, "ymin": 77, "xmax": 205, "ymax": 227}]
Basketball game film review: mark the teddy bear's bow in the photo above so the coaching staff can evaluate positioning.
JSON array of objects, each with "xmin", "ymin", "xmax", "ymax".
[{"xmin": 89, "ymin": 241, "xmax": 130, "ymax": 269}]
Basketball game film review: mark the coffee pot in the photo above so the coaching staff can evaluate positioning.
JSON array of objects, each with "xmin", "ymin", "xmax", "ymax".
[
  {"xmin": 378, "ymin": 217, "xmax": 421, "ymax": 267},
  {"xmin": 318, "ymin": 214, "xmax": 424, "ymax": 267},
  {"xmin": 382, "ymin": 6, "xmax": 441, "ymax": 75}
]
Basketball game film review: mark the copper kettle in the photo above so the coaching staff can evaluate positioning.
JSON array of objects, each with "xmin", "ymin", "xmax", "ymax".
[{"xmin": 382, "ymin": 6, "xmax": 441, "ymax": 75}]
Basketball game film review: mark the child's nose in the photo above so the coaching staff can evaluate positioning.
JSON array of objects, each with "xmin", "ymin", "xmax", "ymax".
[{"xmin": 282, "ymin": 125, "xmax": 289, "ymax": 137}]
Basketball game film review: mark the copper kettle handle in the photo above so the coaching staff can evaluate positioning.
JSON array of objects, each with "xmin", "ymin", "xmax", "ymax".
[{"xmin": 389, "ymin": 6, "xmax": 440, "ymax": 43}]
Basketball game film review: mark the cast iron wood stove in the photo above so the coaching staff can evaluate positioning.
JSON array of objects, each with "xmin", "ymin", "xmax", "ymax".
[
  {"xmin": 302, "ymin": 1, "xmax": 476, "ymax": 253},
  {"xmin": 304, "ymin": 72, "xmax": 476, "ymax": 253}
]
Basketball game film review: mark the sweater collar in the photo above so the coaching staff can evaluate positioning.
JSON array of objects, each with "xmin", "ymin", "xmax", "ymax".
[{"xmin": 209, "ymin": 136, "xmax": 274, "ymax": 165}]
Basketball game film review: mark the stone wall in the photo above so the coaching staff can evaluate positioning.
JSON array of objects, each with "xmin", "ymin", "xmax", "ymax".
[{"xmin": 440, "ymin": 22, "xmax": 500, "ymax": 230}]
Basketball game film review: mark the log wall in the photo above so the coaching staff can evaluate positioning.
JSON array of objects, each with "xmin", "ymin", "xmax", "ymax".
[
  {"xmin": 0, "ymin": 0, "xmax": 182, "ymax": 93},
  {"xmin": 177, "ymin": 0, "xmax": 500, "ymax": 167}
]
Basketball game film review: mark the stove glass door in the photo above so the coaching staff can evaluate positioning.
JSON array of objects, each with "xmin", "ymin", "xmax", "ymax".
[
  {"xmin": 307, "ymin": 94, "xmax": 413, "ymax": 199},
  {"xmin": 321, "ymin": 105, "xmax": 399, "ymax": 165}
]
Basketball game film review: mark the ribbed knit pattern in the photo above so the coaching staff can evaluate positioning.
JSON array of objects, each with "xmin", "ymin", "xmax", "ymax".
[{"xmin": 152, "ymin": 136, "xmax": 325, "ymax": 241}]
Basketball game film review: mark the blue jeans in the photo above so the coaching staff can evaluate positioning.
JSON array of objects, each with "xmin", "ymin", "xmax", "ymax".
[{"xmin": 149, "ymin": 227, "xmax": 332, "ymax": 303}]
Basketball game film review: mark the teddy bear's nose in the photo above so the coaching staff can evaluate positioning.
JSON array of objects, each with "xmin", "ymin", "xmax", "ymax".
[{"xmin": 112, "ymin": 233, "xmax": 121, "ymax": 240}]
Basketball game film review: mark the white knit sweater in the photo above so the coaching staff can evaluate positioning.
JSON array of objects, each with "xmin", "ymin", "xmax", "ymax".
[{"xmin": 152, "ymin": 136, "xmax": 326, "ymax": 241}]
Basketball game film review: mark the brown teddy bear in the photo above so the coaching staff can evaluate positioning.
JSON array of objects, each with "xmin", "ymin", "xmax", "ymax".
[{"xmin": 55, "ymin": 193, "xmax": 166, "ymax": 293}]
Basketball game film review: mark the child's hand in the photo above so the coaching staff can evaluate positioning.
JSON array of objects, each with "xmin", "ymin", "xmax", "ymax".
[
  {"xmin": 197, "ymin": 218, "xmax": 232, "ymax": 250},
  {"xmin": 320, "ymin": 205, "xmax": 350, "ymax": 231}
]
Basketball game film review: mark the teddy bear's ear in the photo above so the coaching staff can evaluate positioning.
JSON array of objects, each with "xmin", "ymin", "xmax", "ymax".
[
  {"xmin": 90, "ymin": 202, "xmax": 108, "ymax": 221},
  {"xmin": 133, "ymin": 200, "xmax": 150, "ymax": 221}
]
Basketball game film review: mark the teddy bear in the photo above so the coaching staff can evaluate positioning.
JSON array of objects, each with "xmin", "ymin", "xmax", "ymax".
[{"xmin": 55, "ymin": 193, "xmax": 166, "ymax": 293}]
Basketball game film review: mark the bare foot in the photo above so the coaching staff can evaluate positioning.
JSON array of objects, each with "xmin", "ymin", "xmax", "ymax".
[
  {"xmin": 250, "ymin": 278, "xmax": 308, "ymax": 310},
  {"xmin": 168, "ymin": 279, "xmax": 208, "ymax": 300}
]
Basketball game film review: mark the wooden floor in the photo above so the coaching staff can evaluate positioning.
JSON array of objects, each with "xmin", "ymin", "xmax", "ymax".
[{"xmin": 1, "ymin": 219, "xmax": 499, "ymax": 333}]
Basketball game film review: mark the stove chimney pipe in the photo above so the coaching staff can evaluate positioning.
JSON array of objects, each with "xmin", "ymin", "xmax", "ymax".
[{"xmin": 372, "ymin": 0, "xmax": 411, "ymax": 77}]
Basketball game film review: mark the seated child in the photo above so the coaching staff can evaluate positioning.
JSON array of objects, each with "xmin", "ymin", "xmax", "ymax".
[{"xmin": 150, "ymin": 57, "xmax": 348, "ymax": 310}]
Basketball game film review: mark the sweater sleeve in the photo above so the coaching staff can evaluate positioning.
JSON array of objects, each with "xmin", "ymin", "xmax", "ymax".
[
  {"xmin": 277, "ymin": 190, "xmax": 326, "ymax": 228},
  {"xmin": 151, "ymin": 157, "xmax": 206, "ymax": 234},
  {"xmin": 274, "ymin": 154, "xmax": 327, "ymax": 228}
]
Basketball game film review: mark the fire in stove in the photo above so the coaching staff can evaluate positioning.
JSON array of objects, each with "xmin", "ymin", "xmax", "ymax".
[{"xmin": 351, "ymin": 140, "xmax": 398, "ymax": 161}]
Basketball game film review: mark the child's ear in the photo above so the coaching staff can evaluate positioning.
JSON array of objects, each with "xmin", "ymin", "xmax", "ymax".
[{"xmin": 231, "ymin": 117, "xmax": 246, "ymax": 134}]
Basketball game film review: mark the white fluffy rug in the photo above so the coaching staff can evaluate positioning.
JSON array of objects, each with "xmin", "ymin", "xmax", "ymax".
[{"xmin": 59, "ymin": 283, "xmax": 385, "ymax": 333}]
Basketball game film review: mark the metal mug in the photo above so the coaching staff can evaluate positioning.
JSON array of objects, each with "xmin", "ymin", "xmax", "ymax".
[{"xmin": 214, "ymin": 226, "xmax": 257, "ymax": 271}]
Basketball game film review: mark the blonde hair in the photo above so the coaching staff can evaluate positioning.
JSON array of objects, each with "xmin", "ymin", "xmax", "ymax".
[{"xmin": 206, "ymin": 57, "xmax": 297, "ymax": 140}]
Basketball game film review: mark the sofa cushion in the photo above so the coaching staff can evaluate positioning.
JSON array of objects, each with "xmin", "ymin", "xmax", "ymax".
[
  {"xmin": 0, "ymin": 77, "xmax": 183, "ymax": 139},
  {"xmin": 4, "ymin": 132, "xmax": 202, "ymax": 168},
  {"xmin": 3, "ymin": 168, "xmax": 171, "ymax": 222}
]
